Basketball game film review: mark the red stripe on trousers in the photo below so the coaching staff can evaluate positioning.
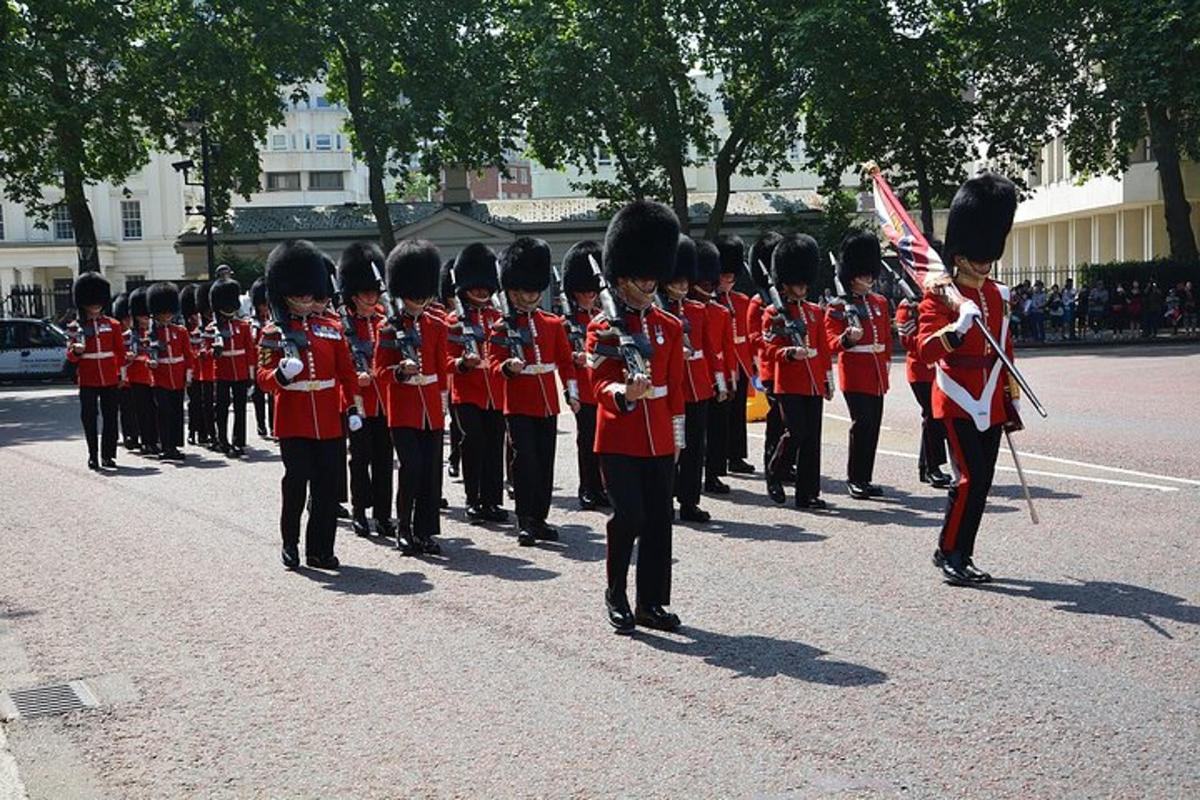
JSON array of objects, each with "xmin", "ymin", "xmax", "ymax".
[{"xmin": 941, "ymin": 421, "xmax": 971, "ymax": 554}]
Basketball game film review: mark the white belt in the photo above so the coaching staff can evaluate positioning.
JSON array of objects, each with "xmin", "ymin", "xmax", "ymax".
[
  {"xmin": 220, "ymin": 349, "xmax": 246, "ymax": 357},
  {"xmin": 646, "ymin": 385, "xmax": 669, "ymax": 400},
  {"xmin": 519, "ymin": 363, "xmax": 556, "ymax": 375},
  {"xmin": 733, "ymin": 335, "xmax": 747, "ymax": 344},
  {"xmin": 686, "ymin": 349, "xmax": 705, "ymax": 361},
  {"xmin": 403, "ymin": 373, "xmax": 439, "ymax": 386},
  {"xmin": 847, "ymin": 343, "xmax": 885, "ymax": 354},
  {"xmin": 81, "ymin": 351, "xmax": 114, "ymax": 360},
  {"xmin": 282, "ymin": 378, "xmax": 336, "ymax": 392},
  {"xmin": 157, "ymin": 356, "xmax": 185, "ymax": 365}
]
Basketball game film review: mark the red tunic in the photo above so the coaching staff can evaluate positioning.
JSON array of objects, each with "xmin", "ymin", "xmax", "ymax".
[
  {"xmin": 663, "ymin": 298, "xmax": 718, "ymax": 403},
  {"xmin": 747, "ymin": 293, "xmax": 766, "ymax": 377},
  {"xmin": 195, "ymin": 317, "xmax": 217, "ymax": 383},
  {"xmin": 826, "ymin": 292, "xmax": 892, "ymax": 396},
  {"xmin": 65, "ymin": 316, "xmax": 126, "ymax": 388},
  {"xmin": 339, "ymin": 309, "xmax": 386, "ymax": 418},
  {"xmin": 716, "ymin": 289, "xmax": 753, "ymax": 375},
  {"xmin": 703, "ymin": 300, "xmax": 737, "ymax": 390},
  {"xmin": 586, "ymin": 307, "xmax": 685, "ymax": 458},
  {"xmin": 486, "ymin": 309, "xmax": 577, "ymax": 418},
  {"xmin": 373, "ymin": 311, "xmax": 452, "ymax": 430},
  {"xmin": 446, "ymin": 303, "xmax": 503, "ymax": 411},
  {"xmin": 918, "ymin": 279, "xmax": 1018, "ymax": 428},
  {"xmin": 761, "ymin": 300, "xmax": 832, "ymax": 396},
  {"xmin": 256, "ymin": 315, "xmax": 360, "ymax": 441},
  {"xmin": 148, "ymin": 323, "xmax": 195, "ymax": 391},
  {"xmin": 126, "ymin": 321, "xmax": 155, "ymax": 387},
  {"xmin": 567, "ymin": 307, "xmax": 597, "ymax": 406},
  {"xmin": 213, "ymin": 318, "xmax": 256, "ymax": 383},
  {"xmin": 895, "ymin": 299, "xmax": 934, "ymax": 383}
]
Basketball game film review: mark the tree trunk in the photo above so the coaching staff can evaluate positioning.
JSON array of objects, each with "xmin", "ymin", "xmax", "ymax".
[
  {"xmin": 913, "ymin": 151, "xmax": 935, "ymax": 241},
  {"xmin": 706, "ymin": 152, "xmax": 734, "ymax": 241},
  {"xmin": 1147, "ymin": 104, "xmax": 1198, "ymax": 263},
  {"xmin": 665, "ymin": 154, "xmax": 689, "ymax": 234},
  {"xmin": 60, "ymin": 147, "xmax": 100, "ymax": 274},
  {"xmin": 340, "ymin": 43, "xmax": 395, "ymax": 251}
]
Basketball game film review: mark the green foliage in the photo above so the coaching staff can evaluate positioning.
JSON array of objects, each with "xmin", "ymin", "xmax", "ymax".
[
  {"xmin": 781, "ymin": 190, "xmax": 869, "ymax": 295},
  {"xmin": 215, "ymin": 247, "xmax": 265, "ymax": 290}
]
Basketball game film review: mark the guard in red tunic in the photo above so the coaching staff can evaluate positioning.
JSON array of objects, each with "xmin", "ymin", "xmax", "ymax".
[
  {"xmin": 336, "ymin": 242, "xmax": 394, "ymax": 539},
  {"xmin": 110, "ymin": 292, "xmax": 140, "ymax": 451},
  {"xmin": 827, "ymin": 232, "xmax": 893, "ymax": 499},
  {"xmin": 146, "ymin": 282, "xmax": 194, "ymax": 461},
  {"xmin": 258, "ymin": 240, "xmax": 366, "ymax": 570},
  {"xmin": 180, "ymin": 285, "xmax": 206, "ymax": 446},
  {"xmin": 489, "ymin": 237, "xmax": 579, "ymax": 547},
  {"xmin": 445, "ymin": 243, "xmax": 508, "ymax": 523},
  {"xmin": 694, "ymin": 239, "xmax": 737, "ymax": 493},
  {"xmin": 126, "ymin": 287, "xmax": 160, "ymax": 457},
  {"xmin": 761, "ymin": 234, "xmax": 834, "ymax": 508},
  {"xmin": 712, "ymin": 237, "xmax": 756, "ymax": 485},
  {"xmin": 918, "ymin": 173, "xmax": 1022, "ymax": 585},
  {"xmin": 66, "ymin": 272, "xmax": 126, "ymax": 470},
  {"xmin": 194, "ymin": 281, "xmax": 219, "ymax": 449},
  {"xmin": 560, "ymin": 240, "xmax": 608, "ymax": 510},
  {"xmin": 248, "ymin": 277, "xmax": 274, "ymax": 439},
  {"xmin": 374, "ymin": 239, "xmax": 453, "ymax": 556},
  {"xmin": 895, "ymin": 284, "xmax": 952, "ymax": 488},
  {"xmin": 587, "ymin": 199, "xmax": 686, "ymax": 634},
  {"xmin": 440, "ymin": 258, "xmax": 463, "ymax": 481},
  {"xmin": 660, "ymin": 235, "xmax": 725, "ymax": 524},
  {"xmin": 747, "ymin": 232, "xmax": 795, "ymax": 480},
  {"xmin": 208, "ymin": 276, "xmax": 255, "ymax": 458}
]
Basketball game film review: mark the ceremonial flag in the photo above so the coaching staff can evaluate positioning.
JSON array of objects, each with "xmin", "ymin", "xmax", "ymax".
[{"xmin": 869, "ymin": 166, "xmax": 947, "ymax": 289}]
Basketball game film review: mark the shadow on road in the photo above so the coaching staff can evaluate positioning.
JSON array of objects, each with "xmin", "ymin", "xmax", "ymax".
[
  {"xmin": 975, "ymin": 577, "xmax": 1200, "ymax": 638},
  {"xmin": 0, "ymin": 391, "xmax": 81, "ymax": 447},
  {"xmin": 636, "ymin": 626, "xmax": 888, "ymax": 686},
  {"xmin": 437, "ymin": 536, "xmax": 561, "ymax": 582},
  {"xmin": 696, "ymin": 518, "xmax": 829, "ymax": 544},
  {"xmin": 298, "ymin": 564, "xmax": 433, "ymax": 596}
]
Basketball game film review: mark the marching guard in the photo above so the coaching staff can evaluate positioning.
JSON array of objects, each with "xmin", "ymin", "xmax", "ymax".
[
  {"xmin": 560, "ymin": 240, "xmax": 609, "ymax": 510},
  {"xmin": 66, "ymin": 272, "xmax": 125, "ymax": 470},
  {"xmin": 587, "ymin": 199, "xmax": 685, "ymax": 634},
  {"xmin": 895, "ymin": 275, "xmax": 953, "ymax": 488},
  {"xmin": 110, "ymin": 292, "xmax": 140, "ymax": 451},
  {"xmin": 209, "ymin": 276, "xmax": 255, "ymax": 457},
  {"xmin": 146, "ymin": 282, "xmax": 193, "ymax": 461},
  {"xmin": 827, "ymin": 232, "xmax": 893, "ymax": 499},
  {"xmin": 249, "ymin": 277, "xmax": 275, "ymax": 439},
  {"xmin": 195, "ymin": 281, "xmax": 219, "ymax": 449},
  {"xmin": 918, "ymin": 173, "xmax": 1023, "ymax": 585},
  {"xmin": 126, "ymin": 287, "xmax": 160, "ymax": 457},
  {"xmin": 747, "ymin": 232, "xmax": 793, "ymax": 480}
]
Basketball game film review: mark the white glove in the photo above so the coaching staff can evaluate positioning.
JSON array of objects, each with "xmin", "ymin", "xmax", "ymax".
[
  {"xmin": 673, "ymin": 415, "xmax": 686, "ymax": 450},
  {"xmin": 347, "ymin": 412, "xmax": 364, "ymax": 433},
  {"xmin": 953, "ymin": 300, "xmax": 981, "ymax": 336},
  {"xmin": 279, "ymin": 357, "xmax": 303, "ymax": 379}
]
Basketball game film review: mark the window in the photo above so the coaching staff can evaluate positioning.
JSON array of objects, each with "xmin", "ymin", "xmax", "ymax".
[
  {"xmin": 308, "ymin": 171, "xmax": 344, "ymax": 191},
  {"xmin": 789, "ymin": 142, "xmax": 803, "ymax": 162},
  {"xmin": 596, "ymin": 146, "xmax": 611, "ymax": 166},
  {"xmin": 271, "ymin": 133, "xmax": 288, "ymax": 151},
  {"xmin": 121, "ymin": 200, "xmax": 142, "ymax": 240},
  {"xmin": 335, "ymin": 134, "xmax": 343, "ymax": 150},
  {"xmin": 53, "ymin": 206, "xmax": 74, "ymax": 240},
  {"xmin": 314, "ymin": 133, "xmax": 333, "ymax": 151},
  {"xmin": 315, "ymin": 95, "xmax": 332, "ymax": 108},
  {"xmin": 265, "ymin": 172, "xmax": 301, "ymax": 191}
]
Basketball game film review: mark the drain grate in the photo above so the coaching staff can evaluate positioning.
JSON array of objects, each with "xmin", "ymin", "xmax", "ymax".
[{"xmin": 0, "ymin": 681, "xmax": 98, "ymax": 721}]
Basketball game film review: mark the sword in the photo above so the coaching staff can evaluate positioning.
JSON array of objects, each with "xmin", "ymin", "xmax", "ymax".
[{"xmin": 1005, "ymin": 428, "xmax": 1039, "ymax": 525}]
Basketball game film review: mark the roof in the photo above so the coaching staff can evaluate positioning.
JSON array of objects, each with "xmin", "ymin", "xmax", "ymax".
[{"xmin": 179, "ymin": 189, "xmax": 822, "ymax": 239}]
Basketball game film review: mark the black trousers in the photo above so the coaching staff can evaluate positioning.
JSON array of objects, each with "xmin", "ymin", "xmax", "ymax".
[
  {"xmin": 349, "ymin": 415, "xmax": 393, "ymax": 520},
  {"xmin": 763, "ymin": 382, "xmax": 797, "ymax": 473},
  {"xmin": 131, "ymin": 383, "xmax": 159, "ymax": 449},
  {"xmin": 601, "ymin": 453, "xmax": 675, "ymax": 606},
  {"xmin": 909, "ymin": 381, "xmax": 947, "ymax": 473},
  {"xmin": 675, "ymin": 401, "xmax": 709, "ymax": 508},
  {"xmin": 727, "ymin": 365, "xmax": 750, "ymax": 463},
  {"xmin": 186, "ymin": 381, "xmax": 203, "ymax": 439},
  {"xmin": 448, "ymin": 413, "xmax": 462, "ymax": 469},
  {"xmin": 198, "ymin": 381, "xmax": 217, "ymax": 442},
  {"xmin": 215, "ymin": 379, "xmax": 250, "ymax": 448},
  {"xmin": 507, "ymin": 414, "xmax": 557, "ymax": 524},
  {"xmin": 79, "ymin": 385, "xmax": 119, "ymax": 460},
  {"xmin": 940, "ymin": 419, "xmax": 1003, "ymax": 562},
  {"xmin": 117, "ymin": 386, "xmax": 139, "ymax": 445},
  {"xmin": 844, "ymin": 392, "xmax": 884, "ymax": 484},
  {"xmin": 574, "ymin": 403, "xmax": 603, "ymax": 498},
  {"xmin": 770, "ymin": 394, "xmax": 824, "ymax": 500},
  {"xmin": 251, "ymin": 382, "xmax": 274, "ymax": 435},
  {"xmin": 454, "ymin": 403, "xmax": 505, "ymax": 508},
  {"xmin": 153, "ymin": 387, "xmax": 185, "ymax": 452},
  {"xmin": 391, "ymin": 427, "xmax": 442, "ymax": 538},
  {"xmin": 279, "ymin": 436, "xmax": 343, "ymax": 559},
  {"xmin": 705, "ymin": 396, "xmax": 730, "ymax": 480}
]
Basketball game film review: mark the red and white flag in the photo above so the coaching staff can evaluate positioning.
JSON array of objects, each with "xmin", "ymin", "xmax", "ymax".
[{"xmin": 870, "ymin": 167, "xmax": 948, "ymax": 290}]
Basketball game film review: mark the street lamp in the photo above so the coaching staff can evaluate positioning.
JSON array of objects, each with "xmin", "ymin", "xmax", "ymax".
[{"xmin": 176, "ymin": 108, "xmax": 216, "ymax": 280}]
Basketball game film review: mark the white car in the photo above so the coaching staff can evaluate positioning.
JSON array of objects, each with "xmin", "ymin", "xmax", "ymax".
[{"xmin": 0, "ymin": 318, "xmax": 72, "ymax": 380}]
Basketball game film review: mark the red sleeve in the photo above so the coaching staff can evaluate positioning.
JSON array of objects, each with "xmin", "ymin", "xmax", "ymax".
[
  {"xmin": 437, "ymin": 320, "xmax": 452, "ymax": 391},
  {"xmin": 586, "ymin": 319, "xmax": 628, "ymax": 414},
  {"xmin": 814, "ymin": 306, "xmax": 833, "ymax": 374},
  {"xmin": 257, "ymin": 331, "xmax": 283, "ymax": 392},
  {"xmin": 700, "ymin": 308, "xmax": 721, "ymax": 384},
  {"xmin": 917, "ymin": 295, "xmax": 958, "ymax": 365},
  {"xmin": 335, "ymin": 329, "xmax": 359, "ymax": 401},
  {"xmin": 720, "ymin": 310, "xmax": 736, "ymax": 380},
  {"xmin": 879, "ymin": 297, "xmax": 894, "ymax": 358},
  {"xmin": 182, "ymin": 328, "xmax": 196, "ymax": 373},
  {"xmin": 761, "ymin": 307, "xmax": 788, "ymax": 366},
  {"xmin": 826, "ymin": 301, "xmax": 849, "ymax": 354},
  {"xmin": 667, "ymin": 318, "xmax": 685, "ymax": 417},
  {"xmin": 554, "ymin": 317, "xmax": 577, "ymax": 383}
]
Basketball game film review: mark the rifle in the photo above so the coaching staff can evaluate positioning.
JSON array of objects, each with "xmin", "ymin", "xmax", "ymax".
[
  {"xmin": 448, "ymin": 267, "xmax": 482, "ymax": 359},
  {"xmin": 330, "ymin": 274, "xmax": 369, "ymax": 426},
  {"xmin": 491, "ymin": 263, "xmax": 526, "ymax": 362},
  {"xmin": 553, "ymin": 266, "xmax": 586, "ymax": 355},
  {"xmin": 147, "ymin": 316, "xmax": 162, "ymax": 369},
  {"xmin": 757, "ymin": 259, "xmax": 807, "ymax": 347},
  {"xmin": 372, "ymin": 262, "xmax": 422, "ymax": 368},
  {"xmin": 880, "ymin": 259, "xmax": 919, "ymax": 303},
  {"xmin": 588, "ymin": 254, "xmax": 650, "ymax": 382},
  {"xmin": 829, "ymin": 252, "xmax": 865, "ymax": 331}
]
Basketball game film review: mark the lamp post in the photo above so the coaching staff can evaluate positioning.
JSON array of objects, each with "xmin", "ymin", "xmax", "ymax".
[{"xmin": 181, "ymin": 109, "xmax": 216, "ymax": 280}]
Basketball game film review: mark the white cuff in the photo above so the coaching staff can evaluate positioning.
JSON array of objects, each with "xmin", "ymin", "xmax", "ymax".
[
  {"xmin": 566, "ymin": 378, "xmax": 580, "ymax": 403},
  {"xmin": 673, "ymin": 415, "xmax": 686, "ymax": 449},
  {"xmin": 714, "ymin": 372, "xmax": 728, "ymax": 394}
]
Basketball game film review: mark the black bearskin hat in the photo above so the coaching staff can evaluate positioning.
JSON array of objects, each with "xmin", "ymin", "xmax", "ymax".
[
  {"xmin": 249, "ymin": 276, "xmax": 268, "ymax": 308},
  {"xmin": 943, "ymin": 172, "xmax": 1018, "ymax": 266},
  {"xmin": 772, "ymin": 234, "xmax": 820, "ymax": 288},
  {"xmin": 454, "ymin": 243, "xmax": 500, "ymax": 293},
  {"xmin": 716, "ymin": 233, "xmax": 749, "ymax": 279},
  {"xmin": 112, "ymin": 292, "xmax": 130, "ymax": 320},
  {"xmin": 338, "ymin": 241, "xmax": 385, "ymax": 296},
  {"xmin": 180, "ymin": 284, "xmax": 198, "ymax": 318},
  {"xmin": 748, "ymin": 232, "xmax": 783, "ymax": 289},
  {"xmin": 695, "ymin": 240, "xmax": 722, "ymax": 286},
  {"xmin": 670, "ymin": 234, "xmax": 698, "ymax": 284},
  {"xmin": 385, "ymin": 239, "xmax": 441, "ymax": 301},
  {"xmin": 562, "ymin": 240, "xmax": 602, "ymax": 293},
  {"xmin": 72, "ymin": 272, "xmax": 111, "ymax": 310},
  {"xmin": 209, "ymin": 277, "xmax": 242, "ymax": 314},
  {"xmin": 266, "ymin": 240, "xmax": 333, "ymax": 307},
  {"xmin": 195, "ymin": 281, "xmax": 212, "ymax": 315},
  {"xmin": 500, "ymin": 237, "xmax": 552, "ymax": 292},
  {"xmin": 128, "ymin": 286, "xmax": 149, "ymax": 318},
  {"xmin": 602, "ymin": 199, "xmax": 680, "ymax": 283},
  {"xmin": 148, "ymin": 282, "xmax": 181, "ymax": 316},
  {"xmin": 440, "ymin": 258, "xmax": 455, "ymax": 302},
  {"xmin": 838, "ymin": 231, "xmax": 882, "ymax": 285}
]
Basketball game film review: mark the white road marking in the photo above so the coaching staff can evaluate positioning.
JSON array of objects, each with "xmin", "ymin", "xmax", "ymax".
[
  {"xmin": 823, "ymin": 412, "xmax": 892, "ymax": 431},
  {"xmin": 1016, "ymin": 451, "xmax": 1200, "ymax": 486}
]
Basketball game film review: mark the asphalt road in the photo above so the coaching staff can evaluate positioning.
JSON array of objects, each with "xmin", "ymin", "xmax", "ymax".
[{"xmin": 1, "ymin": 344, "xmax": 1198, "ymax": 799}]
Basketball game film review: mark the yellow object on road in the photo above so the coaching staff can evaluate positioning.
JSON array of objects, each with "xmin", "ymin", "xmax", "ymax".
[{"xmin": 746, "ymin": 388, "xmax": 768, "ymax": 422}]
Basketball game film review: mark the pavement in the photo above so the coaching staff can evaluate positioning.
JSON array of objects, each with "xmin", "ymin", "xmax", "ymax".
[{"xmin": 1, "ymin": 343, "xmax": 1197, "ymax": 799}]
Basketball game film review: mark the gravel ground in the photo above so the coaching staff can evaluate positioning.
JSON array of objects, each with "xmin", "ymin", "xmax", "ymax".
[{"xmin": 1, "ymin": 344, "xmax": 1197, "ymax": 799}]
